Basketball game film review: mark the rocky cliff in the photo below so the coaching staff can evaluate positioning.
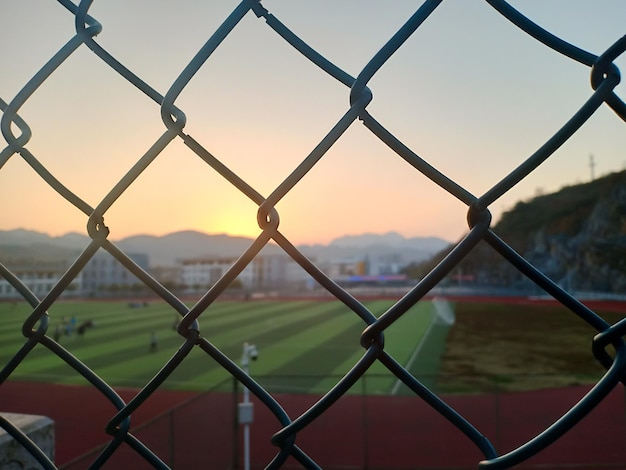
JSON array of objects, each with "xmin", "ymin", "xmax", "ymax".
[{"xmin": 408, "ymin": 170, "xmax": 626, "ymax": 293}]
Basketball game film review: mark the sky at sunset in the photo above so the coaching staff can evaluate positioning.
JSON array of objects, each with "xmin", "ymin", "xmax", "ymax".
[{"xmin": 1, "ymin": 1, "xmax": 625, "ymax": 246}]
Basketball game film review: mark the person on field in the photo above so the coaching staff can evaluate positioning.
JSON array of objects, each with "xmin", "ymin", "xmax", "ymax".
[
  {"xmin": 150, "ymin": 332, "xmax": 158, "ymax": 352},
  {"xmin": 77, "ymin": 320, "xmax": 94, "ymax": 338}
]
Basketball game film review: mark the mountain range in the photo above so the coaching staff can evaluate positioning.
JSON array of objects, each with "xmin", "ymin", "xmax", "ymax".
[{"xmin": 0, "ymin": 229, "xmax": 450, "ymax": 268}]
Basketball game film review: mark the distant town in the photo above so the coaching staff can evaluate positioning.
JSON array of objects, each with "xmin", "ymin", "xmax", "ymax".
[{"xmin": 0, "ymin": 230, "xmax": 449, "ymax": 300}]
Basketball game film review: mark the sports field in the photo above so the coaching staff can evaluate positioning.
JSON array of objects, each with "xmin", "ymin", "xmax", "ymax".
[
  {"xmin": 0, "ymin": 299, "xmax": 450, "ymax": 395},
  {"xmin": 2, "ymin": 298, "xmax": 625, "ymax": 468}
]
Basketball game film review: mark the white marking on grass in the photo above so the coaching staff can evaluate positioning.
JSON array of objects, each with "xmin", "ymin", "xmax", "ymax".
[
  {"xmin": 389, "ymin": 309, "xmax": 438, "ymax": 396},
  {"xmin": 388, "ymin": 298, "xmax": 453, "ymax": 396}
]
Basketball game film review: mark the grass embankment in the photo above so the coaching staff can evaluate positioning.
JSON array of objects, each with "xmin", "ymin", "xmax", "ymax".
[{"xmin": 438, "ymin": 301, "xmax": 624, "ymax": 393}]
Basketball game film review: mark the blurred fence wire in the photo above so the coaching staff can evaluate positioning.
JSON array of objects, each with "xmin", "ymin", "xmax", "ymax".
[{"xmin": 1, "ymin": 1, "xmax": 625, "ymax": 469}]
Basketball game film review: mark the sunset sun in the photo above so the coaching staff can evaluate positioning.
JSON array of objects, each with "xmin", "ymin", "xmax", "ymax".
[{"xmin": 206, "ymin": 205, "xmax": 262, "ymax": 239}]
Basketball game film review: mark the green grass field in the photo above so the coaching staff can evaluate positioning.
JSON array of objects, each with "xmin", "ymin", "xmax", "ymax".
[{"xmin": 0, "ymin": 299, "xmax": 449, "ymax": 395}]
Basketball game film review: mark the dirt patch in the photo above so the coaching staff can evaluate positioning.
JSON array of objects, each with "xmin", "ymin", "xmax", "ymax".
[{"xmin": 438, "ymin": 300, "xmax": 625, "ymax": 393}]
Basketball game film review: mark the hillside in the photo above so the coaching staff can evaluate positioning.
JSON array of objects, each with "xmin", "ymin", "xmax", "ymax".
[{"xmin": 406, "ymin": 170, "xmax": 626, "ymax": 293}]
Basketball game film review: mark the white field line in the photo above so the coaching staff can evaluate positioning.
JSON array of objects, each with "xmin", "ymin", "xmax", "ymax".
[{"xmin": 389, "ymin": 308, "xmax": 438, "ymax": 396}]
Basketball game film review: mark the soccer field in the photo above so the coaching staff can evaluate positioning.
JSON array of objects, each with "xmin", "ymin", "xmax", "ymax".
[{"xmin": 0, "ymin": 299, "xmax": 449, "ymax": 395}]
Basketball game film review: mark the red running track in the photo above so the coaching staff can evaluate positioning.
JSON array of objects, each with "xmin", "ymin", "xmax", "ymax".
[{"xmin": 1, "ymin": 381, "xmax": 625, "ymax": 469}]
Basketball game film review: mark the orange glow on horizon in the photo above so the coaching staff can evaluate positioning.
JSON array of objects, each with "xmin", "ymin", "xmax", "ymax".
[{"xmin": 204, "ymin": 209, "xmax": 262, "ymax": 241}]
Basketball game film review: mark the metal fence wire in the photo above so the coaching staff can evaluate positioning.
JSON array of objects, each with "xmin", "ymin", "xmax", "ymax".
[{"xmin": 1, "ymin": 1, "xmax": 626, "ymax": 469}]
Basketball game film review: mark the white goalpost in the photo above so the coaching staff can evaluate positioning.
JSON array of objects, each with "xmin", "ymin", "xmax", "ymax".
[{"xmin": 432, "ymin": 296, "xmax": 455, "ymax": 326}]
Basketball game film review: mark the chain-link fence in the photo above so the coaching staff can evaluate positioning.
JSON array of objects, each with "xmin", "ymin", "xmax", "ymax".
[{"xmin": 1, "ymin": 1, "xmax": 625, "ymax": 469}]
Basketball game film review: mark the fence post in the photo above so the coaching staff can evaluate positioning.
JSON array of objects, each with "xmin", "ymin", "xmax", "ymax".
[
  {"xmin": 0, "ymin": 413, "xmax": 54, "ymax": 469},
  {"xmin": 493, "ymin": 375, "xmax": 501, "ymax": 452},
  {"xmin": 169, "ymin": 410, "xmax": 174, "ymax": 467},
  {"xmin": 233, "ymin": 376, "xmax": 239, "ymax": 469},
  {"xmin": 362, "ymin": 376, "xmax": 369, "ymax": 470}
]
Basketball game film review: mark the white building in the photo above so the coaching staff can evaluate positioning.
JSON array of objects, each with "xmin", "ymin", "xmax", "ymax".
[
  {"xmin": 0, "ymin": 261, "xmax": 82, "ymax": 299},
  {"xmin": 180, "ymin": 257, "xmax": 254, "ymax": 291},
  {"xmin": 179, "ymin": 253, "xmax": 314, "ymax": 292},
  {"xmin": 81, "ymin": 251, "xmax": 150, "ymax": 297}
]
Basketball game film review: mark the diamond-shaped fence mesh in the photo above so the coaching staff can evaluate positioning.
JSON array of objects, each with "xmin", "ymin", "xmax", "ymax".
[{"xmin": 1, "ymin": 1, "xmax": 625, "ymax": 469}]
